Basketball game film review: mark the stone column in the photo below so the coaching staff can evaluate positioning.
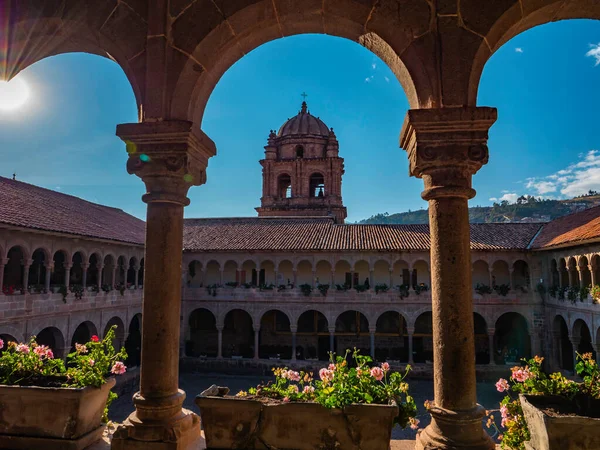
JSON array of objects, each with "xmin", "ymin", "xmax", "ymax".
[
  {"xmin": 568, "ymin": 269, "xmax": 575, "ymax": 288},
  {"xmin": 407, "ymin": 327, "xmax": 414, "ymax": 365},
  {"xmin": 0, "ymin": 258, "xmax": 7, "ymax": 294},
  {"xmin": 369, "ymin": 328, "xmax": 376, "ymax": 359},
  {"xmin": 64, "ymin": 263, "xmax": 71, "ymax": 288},
  {"xmin": 577, "ymin": 268, "xmax": 583, "ymax": 289},
  {"xmin": 488, "ymin": 268, "xmax": 493, "ymax": 287},
  {"xmin": 389, "ymin": 269, "xmax": 393, "ymax": 288},
  {"xmin": 44, "ymin": 263, "xmax": 52, "ymax": 292},
  {"xmin": 291, "ymin": 326, "xmax": 297, "ymax": 361},
  {"xmin": 111, "ymin": 266, "xmax": 117, "ymax": 288},
  {"xmin": 293, "ymin": 269, "xmax": 297, "ymax": 287},
  {"xmin": 330, "ymin": 270, "xmax": 335, "ymax": 287},
  {"xmin": 97, "ymin": 264, "xmax": 103, "ymax": 291},
  {"xmin": 253, "ymin": 327, "xmax": 260, "ymax": 360},
  {"xmin": 312, "ymin": 270, "xmax": 317, "ymax": 288},
  {"xmin": 590, "ymin": 265, "xmax": 597, "ymax": 287},
  {"xmin": 22, "ymin": 259, "xmax": 32, "ymax": 291},
  {"xmin": 401, "ymin": 107, "xmax": 496, "ymax": 450},
  {"xmin": 134, "ymin": 265, "xmax": 140, "ymax": 289},
  {"xmin": 488, "ymin": 332, "xmax": 495, "ymax": 365},
  {"xmin": 82, "ymin": 263, "xmax": 88, "ymax": 289},
  {"xmin": 570, "ymin": 336, "xmax": 580, "ymax": 371},
  {"xmin": 216, "ymin": 326, "xmax": 223, "ymax": 359},
  {"xmin": 329, "ymin": 326, "xmax": 335, "ymax": 354},
  {"xmin": 369, "ymin": 269, "xmax": 375, "ymax": 291},
  {"xmin": 111, "ymin": 121, "xmax": 215, "ymax": 449}
]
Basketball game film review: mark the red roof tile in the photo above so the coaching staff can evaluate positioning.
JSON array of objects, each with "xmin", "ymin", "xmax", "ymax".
[
  {"xmin": 0, "ymin": 177, "xmax": 145, "ymax": 245},
  {"xmin": 530, "ymin": 205, "xmax": 600, "ymax": 249},
  {"xmin": 183, "ymin": 218, "xmax": 542, "ymax": 252}
]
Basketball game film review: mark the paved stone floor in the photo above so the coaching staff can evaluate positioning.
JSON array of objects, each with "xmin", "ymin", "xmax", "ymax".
[{"xmin": 106, "ymin": 372, "xmax": 506, "ymax": 444}]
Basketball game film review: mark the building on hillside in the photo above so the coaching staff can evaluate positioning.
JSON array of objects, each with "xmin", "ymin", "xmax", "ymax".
[
  {"xmin": 0, "ymin": 176, "xmax": 145, "ymax": 365},
  {"xmin": 1, "ymin": 103, "xmax": 599, "ymax": 375},
  {"xmin": 180, "ymin": 103, "xmax": 600, "ymax": 372}
]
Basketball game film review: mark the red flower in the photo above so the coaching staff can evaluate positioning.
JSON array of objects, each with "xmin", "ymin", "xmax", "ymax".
[{"xmin": 91, "ymin": 335, "xmax": 99, "ymax": 342}]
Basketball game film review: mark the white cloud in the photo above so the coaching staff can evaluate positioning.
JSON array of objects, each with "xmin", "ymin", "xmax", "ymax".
[
  {"xmin": 525, "ymin": 180, "xmax": 556, "ymax": 195},
  {"xmin": 371, "ymin": 63, "xmax": 377, "ymax": 69},
  {"xmin": 489, "ymin": 197, "xmax": 498, "ymax": 202},
  {"xmin": 586, "ymin": 43, "xmax": 600, "ymax": 66},
  {"xmin": 499, "ymin": 193, "xmax": 519, "ymax": 203},
  {"xmin": 384, "ymin": 76, "xmax": 390, "ymax": 83},
  {"xmin": 515, "ymin": 47, "xmax": 523, "ymax": 53},
  {"xmin": 364, "ymin": 75, "xmax": 374, "ymax": 83}
]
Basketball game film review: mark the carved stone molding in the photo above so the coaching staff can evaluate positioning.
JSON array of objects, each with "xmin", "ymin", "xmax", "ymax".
[
  {"xmin": 400, "ymin": 107, "xmax": 497, "ymax": 200},
  {"xmin": 116, "ymin": 121, "xmax": 217, "ymax": 206}
]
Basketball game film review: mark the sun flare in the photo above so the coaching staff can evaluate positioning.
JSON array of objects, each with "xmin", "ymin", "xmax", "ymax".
[{"xmin": 0, "ymin": 77, "xmax": 30, "ymax": 111}]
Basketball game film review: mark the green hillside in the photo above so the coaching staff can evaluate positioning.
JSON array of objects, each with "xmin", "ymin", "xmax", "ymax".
[{"xmin": 357, "ymin": 193, "xmax": 600, "ymax": 225}]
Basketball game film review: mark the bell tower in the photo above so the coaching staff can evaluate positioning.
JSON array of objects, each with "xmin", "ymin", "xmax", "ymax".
[{"xmin": 256, "ymin": 101, "xmax": 347, "ymax": 223}]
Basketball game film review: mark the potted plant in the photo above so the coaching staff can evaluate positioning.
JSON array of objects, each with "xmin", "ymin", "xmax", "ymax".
[
  {"xmin": 591, "ymin": 285, "xmax": 600, "ymax": 304},
  {"xmin": 58, "ymin": 284, "xmax": 68, "ymax": 303},
  {"xmin": 494, "ymin": 283, "xmax": 511, "ymax": 297},
  {"xmin": 548, "ymin": 285, "xmax": 558, "ymax": 299},
  {"xmin": 397, "ymin": 284, "xmax": 410, "ymax": 299},
  {"xmin": 375, "ymin": 283, "xmax": 389, "ymax": 294},
  {"xmin": 414, "ymin": 283, "xmax": 428, "ymax": 295},
  {"xmin": 196, "ymin": 350, "xmax": 418, "ymax": 450},
  {"xmin": 300, "ymin": 283, "xmax": 313, "ymax": 297},
  {"xmin": 317, "ymin": 283, "xmax": 329, "ymax": 296},
  {"xmin": 0, "ymin": 326, "xmax": 127, "ymax": 448},
  {"xmin": 489, "ymin": 353, "xmax": 600, "ymax": 449},
  {"xmin": 101, "ymin": 284, "xmax": 112, "ymax": 294},
  {"xmin": 70, "ymin": 284, "xmax": 84, "ymax": 300},
  {"xmin": 475, "ymin": 283, "xmax": 493, "ymax": 295}
]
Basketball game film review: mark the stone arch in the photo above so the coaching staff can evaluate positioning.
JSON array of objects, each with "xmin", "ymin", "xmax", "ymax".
[
  {"xmin": 87, "ymin": 253, "xmax": 102, "ymax": 288},
  {"xmin": 553, "ymin": 315, "xmax": 572, "ymax": 371},
  {"xmin": 391, "ymin": 259, "xmax": 410, "ymax": 287},
  {"xmin": 36, "ymin": 327, "xmax": 66, "ymax": 359},
  {"xmin": 412, "ymin": 259, "xmax": 430, "ymax": 288},
  {"xmin": 335, "ymin": 310, "xmax": 370, "ymax": 356},
  {"xmin": 334, "ymin": 259, "xmax": 352, "ymax": 287},
  {"xmin": 494, "ymin": 312, "xmax": 531, "ymax": 365},
  {"xmin": 29, "ymin": 247, "xmax": 48, "ymax": 289},
  {"xmin": 127, "ymin": 256, "xmax": 138, "ymax": 286},
  {"xmin": 187, "ymin": 260, "xmax": 203, "ymax": 287},
  {"xmin": 567, "ymin": 257, "xmax": 578, "ymax": 288},
  {"xmin": 259, "ymin": 310, "xmax": 292, "ymax": 359},
  {"xmin": 296, "ymin": 259, "xmax": 313, "ymax": 286},
  {"xmin": 241, "ymin": 259, "xmax": 258, "ymax": 286},
  {"xmin": 472, "ymin": 259, "xmax": 491, "ymax": 289},
  {"xmin": 0, "ymin": 325, "xmax": 24, "ymax": 343},
  {"xmin": 512, "ymin": 260, "xmax": 530, "ymax": 292},
  {"xmin": 578, "ymin": 256, "xmax": 592, "ymax": 288},
  {"xmin": 187, "ymin": 308, "xmax": 218, "ymax": 357},
  {"xmin": 559, "ymin": 257, "xmax": 569, "ymax": 287},
  {"xmin": 592, "ymin": 255, "xmax": 600, "ymax": 287},
  {"xmin": 375, "ymin": 311, "xmax": 408, "ymax": 362},
  {"xmin": 259, "ymin": 259, "xmax": 276, "ymax": 286},
  {"xmin": 491, "ymin": 260, "xmax": 511, "ymax": 288},
  {"xmin": 5, "ymin": 240, "xmax": 31, "ymax": 260},
  {"xmin": 102, "ymin": 254, "xmax": 117, "ymax": 287},
  {"xmin": 470, "ymin": 3, "xmax": 600, "ymax": 105},
  {"xmin": 3, "ymin": 245, "xmax": 28, "ymax": 290},
  {"xmin": 473, "ymin": 313, "xmax": 489, "ymax": 365},
  {"xmin": 353, "ymin": 260, "xmax": 370, "ymax": 288},
  {"xmin": 309, "ymin": 172, "xmax": 326, "ymax": 198},
  {"xmin": 70, "ymin": 251, "xmax": 86, "ymax": 287},
  {"xmin": 103, "ymin": 316, "xmax": 126, "ymax": 352},
  {"xmin": 296, "ymin": 309, "xmax": 329, "ymax": 361},
  {"xmin": 222, "ymin": 309, "xmax": 254, "ymax": 358},
  {"xmin": 550, "ymin": 259, "xmax": 560, "ymax": 287},
  {"xmin": 372, "ymin": 260, "xmax": 391, "ymax": 286},
  {"xmin": 70, "ymin": 321, "xmax": 99, "ymax": 352},
  {"xmin": 125, "ymin": 313, "xmax": 142, "ymax": 367},
  {"xmin": 572, "ymin": 318, "xmax": 594, "ymax": 356},
  {"xmin": 413, "ymin": 311, "xmax": 433, "ymax": 363},
  {"xmin": 277, "ymin": 259, "xmax": 294, "ymax": 286},
  {"xmin": 204, "ymin": 259, "xmax": 221, "ymax": 285},
  {"xmin": 315, "ymin": 260, "xmax": 332, "ymax": 286},
  {"xmin": 116, "ymin": 255, "xmax": 128, "ymax": 285},
  {"xmin": 277, "ymin": 173, "xmax": 293, "ymax": 199},
  {"xmin": 50, "ymin": 249, "xmax": 70, "ymax": 286},
  {"xmin": 170, "ymin": 4, "xmax": 429, "ymax": 124}
]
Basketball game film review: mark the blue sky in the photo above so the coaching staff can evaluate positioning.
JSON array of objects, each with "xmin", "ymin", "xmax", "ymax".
[{"xmin": 0, "ymin": 20, "xmax": 599, "ymax": 223}]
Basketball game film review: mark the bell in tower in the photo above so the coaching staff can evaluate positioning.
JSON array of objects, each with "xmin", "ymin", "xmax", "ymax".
[{"xmin": 255, "ymin": 99, "xmax": 347, "ymax": 223}]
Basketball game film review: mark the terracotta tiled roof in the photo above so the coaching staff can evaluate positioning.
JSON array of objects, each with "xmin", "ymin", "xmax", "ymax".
[
  {"xmin": 183, "ymin": 218, "xmax": 542, "ymax": 252},
  {"xmin": 0, "ymin": 177, "xmax": 145, "ymax": 245},
  {"xmin": 530, "ymin": 206, "xmax": 600, "ymax": 249}
]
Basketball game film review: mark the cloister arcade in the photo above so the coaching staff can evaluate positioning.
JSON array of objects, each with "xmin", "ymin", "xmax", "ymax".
[
  {"xmin": 184, "ymin": 253, "xmax": 532, "ymax": 292},
  {"xmin": 0, "ymin": 231, "xmax": 145, "ymax": 293},
  {"xmin": 547, "ymin": 252, "xmax": 600, "ymax": 290}
]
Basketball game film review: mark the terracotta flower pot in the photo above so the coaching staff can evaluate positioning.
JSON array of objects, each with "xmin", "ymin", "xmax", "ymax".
[
  {"xmin": 195, "ymin": 395, "xmax": 398, "ymax": 450},
  {"xmin": 520, "ymin": 394, "xmax": 600, "ymax": 450},
  {"xmin": 0, "ymin": 377, "xmax": 116, "ymax": 450}
]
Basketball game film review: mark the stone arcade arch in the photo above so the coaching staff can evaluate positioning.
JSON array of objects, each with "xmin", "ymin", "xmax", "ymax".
[
  {"xmin": 222, "ymin": 309, "xmax": 253, "ymax": 358},
  {"xmin": 4, "ymin": 245, "xmax": 26, "ymax": 290},
  {"xmin": 187, "ymin": 308, "xmax": 217, "ymax": 357},
  {"xmin": 335, "ymin": 311, "xmax": 370, "ymax": 356},
  {"xmin": 104, "ymin": 317, "xmax": 126, "ymax": 352},
  {"xmin": 413, "ymin": 312, "xmax": 433, "ymax": 363},
  {"xmin": 494, "ymin": 313, "xmax": 531, "ymax": 365},
  {"xmin": 296, "ymin": 310, "xmax": 329, "ymax": 361},
  {"xmin": 70, "ymin": 321, "xmax": 98, "ymax": 352},
  {"xmin": 29, "ymin": 248, "xmax": 47, "ymax": 290},
  {"xmin": 572, "ymin": 319, "xmax": 594, "ymax": 359},
  {"xmin": 553, "ymin": 315, "xmax": 572, "ymax": 371},
  {"xmin": 259, "ymin": 310, "xmax": 292, "ymax": 359},
  {"xmin": 125, "ymin": 314, "xmax": 142, "ymax": 368},
  {"xmin": 36, "ymin": 327, "xmax": 65, "ymax": 360},
  {"xmin": 375, "ymin": 311, "xmax": 408, "ymax": 362},
  {"xmin": 473, "ymin": 313, "xmax": 489, "ymax": 365}
]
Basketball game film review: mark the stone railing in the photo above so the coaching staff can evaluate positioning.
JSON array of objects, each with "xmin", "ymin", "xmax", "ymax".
[
  {"xmin": 183, "ymin": 285, "xmax": 535, "ymax": 305},
  {"xmin": 0, "ymin": 289, "xmax": 143, "ymax": 322},
  {"xmin": 544, "ymin": 293, "xmax": 599, "ymax": 311}
]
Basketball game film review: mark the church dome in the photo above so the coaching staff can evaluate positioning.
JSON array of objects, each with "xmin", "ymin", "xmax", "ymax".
[{"xmin": 277, "ymin": 102, "xmax": 330, "ymax": 137}]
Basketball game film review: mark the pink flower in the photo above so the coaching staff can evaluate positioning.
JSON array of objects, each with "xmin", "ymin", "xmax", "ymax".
[
  {"xmin": 409, "ymin": 418, "xmax": 420, "ymax": 430},
  {"xmin": 89, "ymin": 359, "xmax": 95, "ymax": 367},
  {"xmin": 46, "ymin": 349, "xmax": 54, "ymax": 359},
  {"xmin": 0, "ymin": 338, "xmax": 4, "ymax": 350},
  {"xmin": 75, "ymin": 343, "xmax": 88, "ymax": 354},
  {"xmin": 283, "ymin": 396, "xmax": 290, "ymax": 403},
  {"xmin": 511, "ymin": 368, "xmax": 531, "ymax": 383},
  {"xmin": 16, "ymin": 344, "xmax": 29, "ymax": 354},
  {"xmin": 33, "ymin": 345, "xmax": 53, "ymax": 359},
  {"xmin": 303, "ymin": 386, "xmax": 315, "ymax": 394},
  {"xmin": 290, "ymin": 385, "xmax": 299, "ymax": 393},
  {"xmin": 370, "ymin": 366, "xmax": 384, "ymax": 381},
  {"xmin": 90, "ymin": 335, "xmax": 99, "ymax": 343},
  {"xmin": 319, "ymin": 368, "xmax": 334, "ymax": 383},
  {"xmin": 498, "ymin": 435, "xmax": 503, "ymax": 441},
  {"xmin": 500, "ymin": 405, "xmax": 508, "ymax": 419},
  {"xmin": 381, "ymin": 362, "xmax": 390, "ymax": 372},
  {"xmin": 495, "ymin": 378, "xmax": 509, "ymax": 393},
  {"xmin": 328, "ymin": 363, "xmax": 336, "ymax": 371},
  {"xmin": 111, "ymin": 361, "xmax": 127, "ymax": 375},
  {"xmin": 286, "ymin": 370, "xmax": 300, "ymax": 382}
]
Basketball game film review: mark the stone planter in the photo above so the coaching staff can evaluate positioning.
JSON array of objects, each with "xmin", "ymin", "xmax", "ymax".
[
  {"xmin": 0, "ymin": 377, "xmax": 116, "ymax": 450},
  {"xmin": 196, "ymin": 396, "xmax": 398, "ymax": 450},
  {"xmin": 520, "ymin": 394, "xmax": 600, "ymax": 450}
]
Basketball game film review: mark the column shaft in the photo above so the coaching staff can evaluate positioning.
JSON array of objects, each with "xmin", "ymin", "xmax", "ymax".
[
  {"xmin": 488, "ymin": 333, "xmax": 495, "ymax": 365},
  {"xmin": 291, "ymin": 332, "xmax": 297, "ymax": 361},
  {"xmin": 329, "ymin": 330, "xmax": 335, "ymax": 354},
  {"xmin": 217, "ymin": 328, "xmax": 223, "ymax": 359},
  {"xmin": 254, "ymin": 329, "xmax": 260, "ymax": 359},
  {"xmin": 22, "ymin": 264, "xmax": 30, "ymax": 290},
  {"xmin": 0, "ymin": 264, "xmax": 5, "ymax": 293},
  {"xmin": 407, "ymin": 330, "xmax": 414, "ymax": 364},
  {"xmin": 82, "ymin": 265, "xmax": 88, "ymax": 289},
  {"xmin": 370, "ymin": 332, "xmax": 375, "ymax": 358}
]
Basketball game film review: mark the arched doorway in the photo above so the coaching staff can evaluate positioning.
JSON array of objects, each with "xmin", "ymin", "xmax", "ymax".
[
  {"xmin": 36, "ymin": 327, "xmax": 65, "ymax": 359},
  {"xmin": 553, "ymin": 315, "xmax": 572, "ymax": 371},
  {"xmin": 125, "ymin": 314, "xmax": 142, "ymax": 367},
  {"xmin": 375, "ymin": 311, "xmax": 408, "ymax": 362},
  {"xmin": 259, "ymin": 310, "xmax": 291, "ymax": 359},
  {"xmin": 187, "ymin": 308, "xmax": 217, "ymax": 357},
  {"xmin": 29, "ymin": 248, "xmax": 47, "ymax": 291},
  {"xmin": 222, "ymin": 309, "xmax": 253, "ymax": 358},
  {"xmin": 335, "ymin": 311, "xmax": 369, "ymax": 357},
  {"xmin": 4, "ymin": 246, "xmax": 26, "ymax": 291},
  {"xmin": 573, "ymin": 319, "xmax": 594, "ymax": 361},
  {"xmin": 473, "ymin": 313, "xmax": 489, "ymax": 364},
  {"xmin": 296, "ymin": 310, "xmax": 329, "ymax": 361},
  {"xmin": 104, "ymin": 317, "xmax": 126, "ymax": 351},
  {"xmin": 70, "ymin": 321, "xmax": 98, "ymax": 352},
  {"xmin": 494, "ymin": 312, "xmax": 531, "ymax": 365},
  {"xmin": 414, "ymin": 312, "xmax": 433, "ymax": 363}
]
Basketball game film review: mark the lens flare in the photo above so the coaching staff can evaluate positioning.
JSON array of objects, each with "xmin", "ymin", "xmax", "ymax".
[{"xmin": 0, "ymin": 77, "xmax": 30, "ymax": 111}]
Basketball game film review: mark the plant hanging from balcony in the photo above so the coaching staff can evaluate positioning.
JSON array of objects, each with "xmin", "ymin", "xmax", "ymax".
[
  {"xmin": 115, "ymin": 283, "xmax": 126, "ymax": 296},
  {"xmin": 579, "ymin": 285, "xmax": 590, "ymax": 302},
  {"xmin": 317, "ymin": 284, "xmax": 329, "ymax": 296},
  {"xmin": 206, "ymin": 284, "xmax": 218, "ymax": 296},
  {"xmin": 590, "ymin": 285, "xmax": 600, "ymax": 304},
  {"xmin": 494, "ymin": 284, "xmax": 510, "ymax": 297},
  {"xmin": 58, "ymin": 285, "xmax": 68, "ymax": 303},
  {"xmin": 558, "ymin": 286, "xmax": 567, "ymax": 301},
  {"xmin": 101, "ymin": 284, "xmax": 112, "ymax": 293},
  {"xmin": 397, "ymin": 284, "xmax": 410, "ymax": 299},
  {"xmin": 300, "ymin": 283, "xmax": 313, "ymax": 296},
  {"xmin": 548, "ymin": 285, "xmax": 558, "ymax": 298},
  {"xmin": 475, "ymin": 283, "xmax": 493, "ymax": 295},
  {"xmin": 355, "ymin": 284, "xmax": 368, "ymax": 293},
  {"xmin": 414, "ymin": 283, "xmax": 428, "ymax": 295},
  {"xmin": 70, "ymin": 284, "xmax": 84, "ymax": 300},
  {"xmin": 375, "ymin": 284, "xmax": 389, "ymax": 294},
  {"xmin": 567, "ymin": 286, "xmax": 578, "ymax": 304}
]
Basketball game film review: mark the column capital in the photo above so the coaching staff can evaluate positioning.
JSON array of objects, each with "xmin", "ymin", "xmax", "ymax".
[
  {"xmin": 1, "ymin": 258, "xmax": 9, "ymax": 266},
  {"xmin": 406, "ymin": 327, "xmax": 415, "ymax": 335},
  {"xmin": 290, "ymin": 325, "xmax": 298, "ymax": 333},
  {"xmin": 117, "ymin": 120, "xmax": 216, "ymax": 206},
  {"xmin": 400, "ymin": 107, "xmax": 497, "ymax": 200},
  {"xmin": 22, "ymin": 258, "xmax": 33, "ymax": 267}
]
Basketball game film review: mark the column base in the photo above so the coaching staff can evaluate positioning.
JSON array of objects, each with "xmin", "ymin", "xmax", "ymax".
[
  {"xmin": 415, "ymin": 405, "xmax": 494, "ymax": 450},
  {"xmin": 111, "ymin": 408, "xmax": 201, "ymax": 450}
]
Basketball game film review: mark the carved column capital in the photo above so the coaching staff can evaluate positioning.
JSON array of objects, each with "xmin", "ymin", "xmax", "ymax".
[
  {"xmin": 117, "ymin": 120, "xmax": 216, "ymax": 206},
  {"xmin": 400, "ymin": 107, "xmax": 497, "ymax": 200}
]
